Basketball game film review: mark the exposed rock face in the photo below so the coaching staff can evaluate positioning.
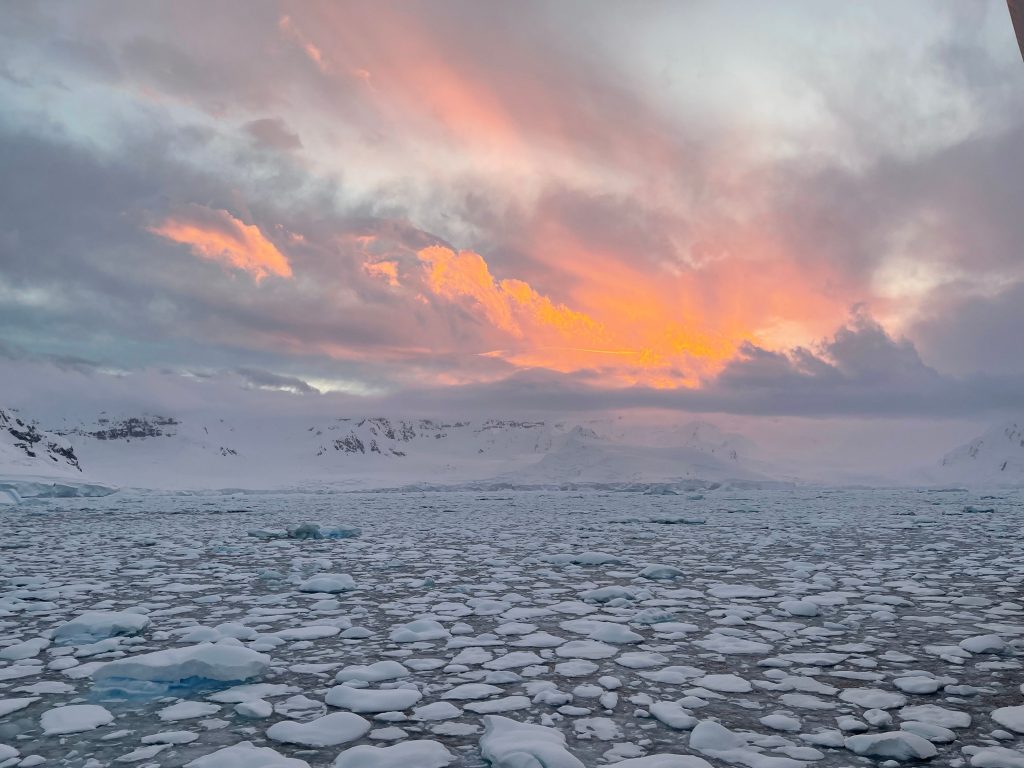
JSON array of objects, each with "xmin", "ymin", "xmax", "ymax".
[
  {"xmin": 63, "ymin": 415, "xmax": 180, "ymax": 441},
  {"xmin": 0, "ymin": 408, "xmax": 81, "ymax": 471}
]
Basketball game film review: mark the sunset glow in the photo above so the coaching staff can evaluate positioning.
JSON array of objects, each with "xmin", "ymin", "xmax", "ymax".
[{"xmin": 2, "ymin": 0, "xmax": 1021, "ymax": 405}]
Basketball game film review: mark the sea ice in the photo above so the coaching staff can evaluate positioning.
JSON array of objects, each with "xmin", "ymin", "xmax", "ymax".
[{"xmin": 93, "ymin": 642, "xmax": 270, "ymax": 684}]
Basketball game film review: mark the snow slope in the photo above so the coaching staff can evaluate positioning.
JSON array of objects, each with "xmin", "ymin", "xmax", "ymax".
[
  {"xmin": 0, "ymin": 408, "xmax": 117, "ymax": 503},
  {"xmin": 931, "ymin": 421, "xmax": 1024, "ymax": 486},
  {"xmin": 0, "ymin": 408, "xmax": 82, "ymax": 478},
  {"xmin": 490, "ymin": 425, "xmax": 771, "ymax": 485}
]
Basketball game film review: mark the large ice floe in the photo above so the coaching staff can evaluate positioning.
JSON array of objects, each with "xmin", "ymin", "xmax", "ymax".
[
  {"xmin": 0, "ymin": 487, "xmax": 1022, "ymax": 766},
  {"xmin": 92, "ymin": 642, "xmax": 271, "ymax": 694}
]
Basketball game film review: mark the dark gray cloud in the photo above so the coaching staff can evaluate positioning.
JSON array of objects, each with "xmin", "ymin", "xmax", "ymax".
[{"xmin": 244, "ymin": 118, "xmax": 303, "ymax": 151}]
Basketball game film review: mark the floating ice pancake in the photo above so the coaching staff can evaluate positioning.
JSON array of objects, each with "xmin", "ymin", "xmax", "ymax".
[
  {"xmin": 335, "ymin": 661, "xmax": 410, "ymax": 683},
  {"xmin": 266, "ymin": 712, "xmax": 371, "ymax": 746},
  {"xmin": 325, "ymin": 685, "xmax": 422, "ymax": 713},
  {"xmin": 296, "ymin": 573, "xmax": 357, "ymax": 593},
  {"xmin": 845, "ymin": 731, "xmax": 938, "ymax": 760},
  {"xmin": 40, "ymin": 704, "xmax": 113, "ymax": 735},
  {"xmin": 184, "ymin": 741, "xmax": 311, "ymax": 767},
  {"xmin": 53, "ymin": 610, "xmax": 150, "ymax": 643},
  {"xmin": 479, "ymin": 714, "xmax": 584, "ymax": 768},
  {"xmin": 332, "ymin": 739, "xmax": 455, "ymax": 768},
  {"xmin": 991, "ymin": 706, "xmax": 1024, "ymax": 734}
]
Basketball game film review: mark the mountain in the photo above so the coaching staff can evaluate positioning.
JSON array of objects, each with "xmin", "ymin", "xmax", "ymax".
[
  {"xmin": 0, "ymin": 408, "xmax": 117, "ymax": 503},
  {"xmin": 490, "ymin": 423, "xmax": 771, "ymax": 486},
  {"xmin": 0, "ymin": 408, "xmax": 82, "ymax": 477},
  {"xmin": 931, "ymin": 421, "xmax": 1024, "ymax": 487},
  {"xmin": 0, "ymin": 408, "xmax": 780, "ymax": 492}
]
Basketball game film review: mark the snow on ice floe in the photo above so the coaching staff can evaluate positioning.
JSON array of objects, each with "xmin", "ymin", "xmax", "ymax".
[
  {"xmin": 479, "ymin": 714, "xmax": 584, "ymax": 768},
  {"xmin": 335, "ymin": 660, "xmax": 410, "ymax": 682},
  {"xmin": 185, "ymin": 741, "xmax": 311, "ymax": 767},
  {"xmin": 296, "ymin": 573, "xmax": 357, "ymax": 593},
  {"xmin": 325, "ymin": 684, "xmax": 422, "ymax": 712},
  {"xmin": 844, "ymin": 731, "xmax": 939, "ymax": 760},
  {"xmin": 2, "ymin": 487, "xmax": 1023, "ymax": 766},
  {"xmin": 992, "ymin": 706, "xmax": 1024, "ymax": 734},
  {"xmin": 333, "ymin": 739, "xmax": 455, "ymax": 768},
  {"xmin": 266, "ymin": 711, "xmax": 371, "ymax": 746},
  {"xmin": 52, "ymin": 610, "xmax": 150, "ymax": 643},
  {"xmin": 93, "ymin": 642, "xmax": 270, "ymax": 684},
  {"xmin": 39, "ymin": 703, "xmax": 113, "ymax": 734}
]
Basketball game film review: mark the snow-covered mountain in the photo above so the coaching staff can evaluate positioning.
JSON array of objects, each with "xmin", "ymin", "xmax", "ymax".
[
  {"xmin": 0, "ymin": 407, "xmax": 782, "ymax": 491},
  {"xmin": 0, "ymin": 408, "xmax": 82, "ymax": 478},
  {"xmin": 490, "ymin": 423, "xmax": 771, "ymax": 485},
  {"xmin": 931, "ymin": 421, "xmax": 1024, "ymax": 487}
]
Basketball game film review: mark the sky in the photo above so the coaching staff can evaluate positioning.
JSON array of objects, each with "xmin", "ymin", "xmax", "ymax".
[{"xmin": 1, "ymin": 0, "xmax": 1023, "ymax": 429}]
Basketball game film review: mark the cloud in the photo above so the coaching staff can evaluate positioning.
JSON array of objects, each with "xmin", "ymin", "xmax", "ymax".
[
  {"xmin": 235, "ymin": 367, "xmax": 319, "ymax": 395},
  {"xmin": 1, "ymin": 0, "xmax": 1023, "ymax": 418},
  {"xmin": 244, "ymin": 117, "xmax": 303, "ymax": 151},
  {"xmin": 149, "ymin": 205, "xmax": 293, "ymax": 281},
  {"xmin": 363, "ymin": 259, "xmax": 399, "ymax": 287},
  {"xmin": 718, "ymin": 310, "xmax": 939, "ymax": 392}
]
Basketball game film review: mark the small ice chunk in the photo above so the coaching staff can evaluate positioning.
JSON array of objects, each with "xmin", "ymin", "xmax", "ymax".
[
  {"xmin": 693, "ymin": 674, "xmax": 751, "ymax": 693},
  {"xmin": 325, "ymin": 685, "xmax": 422, "ymax": 713},
  {"xmin": 893, "ymin": 676, "xmax": 940, "ymax": 694},
  {"xmin": 639, "ymin": 564, "xmax": 684, "ymax": 580},
  {"xmin": 760, "ymin": 714, "xmax": 801, "ymax": 732},
  {"xmin": 54, "ymin": 611, "xmax": 150, "ymax": 644},
  {"xmin": 413, "ymin": 702, "xmax": 462, "ymax": 721},
  {"xmin": 779, "ymin": 600, "xmax": 819, "ymax": 617},
  {"xmin": 479, "ymin": 714, "xmax": 585, "ymax": 768},
  {"xmin": 235, "ymin": 700, "xmax": 273, "ymax": 718},
  {"xmin": 389, "ymin": 620, "xmax": 449, "ymax": 643},
  {"xmin": 969, "ymin": 746, "xmax": 1024, "ymax": 768},
  {"xmin": 332, "ymin": 740, "xmax": 454, "ymax": 768},
  {"xmin": 185, "ymin": 741, "xmax": 311, "ymax": 767},
  {"xmin": 0, "ymin": 697, "xmax": 39, "ymax": 717},
  {"xmin": 158, "ymin": 701, "xmax": 221, "ymax": 721},
  {"xmin": 0, "ymin": 638, "xmax": 50, "ymax": 660},
  {"xmin": 267, "ymin": 712, "xmax": 371, "ymax": 746},
  {"xmin": 899, "ymin": 704, "xmax": 972, "ymax": 729},
  {"xmin": 613, "ymin": 757, "xmax": 714, "ymax": 768},
  {"xmin": 649, "ymin": 702, "xmax": 698, "ymax": 730},
  {"xmin": 959, "ymin": 635, "xmax": 1007, "ymax": 654},
  {"xmin": 297, "ymin": 574, "xmax": 357, "ymax": 593},
  {"xmin": 40, "ymin": 704, "xmax": 113, "ymax": 735},
  {"xmin": 992, "ymin": 706, "xmax": 1024, "ymax": 734},
  {"xmin": 839, "ymin": 688, "xmax": 906, "ymax": 710},
  {"xmin": 844, "ymin": 731, "xmax": 937, "ymax": 761},
  {"xmin": 442, "ymin": 683, "xmax": 503, "ymax": 700},
  {"xmin": 900, "ymin": 721, "xmax": 956, "ymax": 743},
  {"xmin": 335, "ymin": 661, "xmax": 410, "ymax": 683},
  {"xmin": 464, "ymin": 696, "xmax": 531, "ymax": 714}
]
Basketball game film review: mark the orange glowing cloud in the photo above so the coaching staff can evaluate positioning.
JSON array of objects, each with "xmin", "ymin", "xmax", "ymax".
[
  {"xmin": 416, "ymin": 245, "xmax": 601, "ymax": 340},
  {"xmin": 403, "ymin": 235, "xmax": 857, "ymax": 389},
  {"xmin": 409, "ymin": 246, "xmax": 714, "ymax": 387},
  {"xmin": 150, "ymin": 207, "xmax": 293, "ymax": 282},
  {"xmin": 364, "ymin": 259, "xmax": 400, "ymax": 287}
]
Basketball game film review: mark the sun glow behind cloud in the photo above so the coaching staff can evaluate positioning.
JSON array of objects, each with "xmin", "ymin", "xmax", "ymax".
[{"xmin": 357, "ymin": 243, "xmax": 848, "ymax": 389}]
